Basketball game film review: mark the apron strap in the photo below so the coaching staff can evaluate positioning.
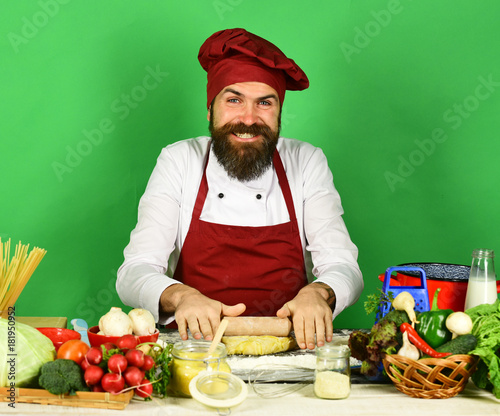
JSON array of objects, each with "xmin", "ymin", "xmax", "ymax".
[
  {"xmin": 272, "ymin": 149, "xmax": 298, "ymax": 224},
  {"xmin": 191, "ymin": 141, "xmax": 211, "ymax": 221}
]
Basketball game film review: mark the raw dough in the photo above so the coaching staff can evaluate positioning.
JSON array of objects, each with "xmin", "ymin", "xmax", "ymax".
[{"xmin": 222, "ymin": 335, "xmax": 298, "ymax": 356}]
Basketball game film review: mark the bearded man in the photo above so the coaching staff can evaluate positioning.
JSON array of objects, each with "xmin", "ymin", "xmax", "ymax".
[{"xmin": 117, "ymin": 28, "xmax": 363, "ymax": 350}]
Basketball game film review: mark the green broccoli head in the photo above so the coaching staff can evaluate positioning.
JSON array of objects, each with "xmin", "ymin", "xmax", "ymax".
[{"xmin": 38, "ymin": 359, "xmax": 88, "ymax": 395}]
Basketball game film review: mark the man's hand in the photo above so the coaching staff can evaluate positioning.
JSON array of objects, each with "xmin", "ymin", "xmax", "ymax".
[
  {"xmin": 276, "ymin": 282, "xmax": 336, "ymax": 350},
  {"xmin": 159, "ymin": 284, "xmax": 246, "ymax": 341}
]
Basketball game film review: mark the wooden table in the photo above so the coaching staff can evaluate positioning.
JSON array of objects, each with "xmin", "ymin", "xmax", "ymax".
[
  {"xmin": 2, "ymin": 380, "xmax": 499, "ymax": 415},
  {"xmin": 3, "ymin": 329, "xmax": 498, "ymax": 415}
]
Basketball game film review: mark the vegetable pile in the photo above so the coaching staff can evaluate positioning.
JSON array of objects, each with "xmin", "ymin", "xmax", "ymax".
[
  {"xmin": 36, "ymin": 333, "xmax": 172, "ymax": 399},
  {"xmin": 80, "ymin": 335, "xmax": 157, "ymax": 397},
  {"xmin": 349, "ymin": 289, "xmax": 477, "ymax": 378}
]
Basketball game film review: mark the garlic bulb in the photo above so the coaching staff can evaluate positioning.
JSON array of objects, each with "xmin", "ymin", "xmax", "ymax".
[
  {"xmin": 128, "ymin": 308, "xmax": 156, "ymax": 336},
  {"xmin": 398, "ymin": 331, "xmax": 420, "ymax": 361},
  {"xmin": 99, "ymin": 307, "xmax": 133, "ymax": 336}
]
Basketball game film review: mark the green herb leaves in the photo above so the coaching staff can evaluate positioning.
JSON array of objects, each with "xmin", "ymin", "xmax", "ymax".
[{"xmin": 466, "ymin": 300, "xmax": 500, "ymax": 399}]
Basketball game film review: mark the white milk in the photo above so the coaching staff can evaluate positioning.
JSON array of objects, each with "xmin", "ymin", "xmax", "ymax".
[{"xmin": 464, "ymin": 279, "xmax": 498, "ymax": 310}]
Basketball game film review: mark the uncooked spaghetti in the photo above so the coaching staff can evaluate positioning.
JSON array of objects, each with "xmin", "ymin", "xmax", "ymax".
[{"xmin": 0, "ymin": 238, "xmax": 46, "ymax": 314}]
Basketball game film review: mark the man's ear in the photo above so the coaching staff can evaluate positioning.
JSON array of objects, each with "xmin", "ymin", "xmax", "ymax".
[{"xmin": 207, "ymin": 107, "xmax": 211, "ymax": 122}]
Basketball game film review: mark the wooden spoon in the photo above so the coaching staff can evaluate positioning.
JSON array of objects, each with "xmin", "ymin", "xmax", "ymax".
[{"xmin": 207, "ymin": 318, "xmax": 229, "ymax": 356}]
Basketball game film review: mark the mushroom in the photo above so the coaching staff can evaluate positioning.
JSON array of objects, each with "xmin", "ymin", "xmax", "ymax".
[
  {"xmin": 98, "ymin": 307, "xmax": 133, "ymax": 336},
  {"xmin": 446, "ymin": 312, "xmax": 473, "ymax": 339},
  {"xmin": 128, "ymin": 308, "xmax": 156, "ymax": 336}
]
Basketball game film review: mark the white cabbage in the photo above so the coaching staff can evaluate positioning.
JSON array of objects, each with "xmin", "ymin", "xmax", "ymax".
[{"xmin": 0, "ymin": 318, "xmax": 55, "ymax": 387}]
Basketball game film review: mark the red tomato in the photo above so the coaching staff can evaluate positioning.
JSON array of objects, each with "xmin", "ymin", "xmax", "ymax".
[{"xmin": 57, "ymin": 340, "xmax": 90, "ymax": 364}]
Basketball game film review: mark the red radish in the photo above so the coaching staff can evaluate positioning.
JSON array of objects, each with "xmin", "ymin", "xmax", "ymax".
[
  {"xmin": 141, "ymin": 355, "xmax": 155, "ymax": 371},
  {"xmin": 125, "ymin": 349, "xmax": 145, "ymax": 368},
  {"xmin": 135, "ymin": 378, "xmax": 153, "ymax": 398},
  {"xmin": 123, "ymin": 366, "xmax": 145, "ymax": 387},
  {"xmin": 107, "ymin": 354, "xmax": 128, "ymax": 374},
  {"xmin": 85, "ymin": 346, "xmax": 103, "ymax": 365},
  {"xmin": 101, "ymin": 373, "xmax": 125, "ymax": 394},
  {"xmin": 84, "ymin": 365, "xmax": 104, "ymax": 386},
  {"xmin": 80, "ymin": 359, "xmax": 90, "ymax": 371},
  {"xmin": 92, "ymin": 384, "xmax": 104, "ymax": 392},
  {"xmin": 102, "ymin": 342, "xmax": 118, "ymax": 353},
  {"xmin": 116, "ymin": 334, "xmax": 138, "ymax": 350}
]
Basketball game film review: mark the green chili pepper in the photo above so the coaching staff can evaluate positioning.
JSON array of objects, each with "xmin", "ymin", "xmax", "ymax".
[{"xmin": 415, "ymin": 288, "xmax": 453, "ymax": 349}]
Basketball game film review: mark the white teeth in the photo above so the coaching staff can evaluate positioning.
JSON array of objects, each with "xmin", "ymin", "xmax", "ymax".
[{"xmin": 234, "ymin": 133, "xmax": 255, "ymax": 139}]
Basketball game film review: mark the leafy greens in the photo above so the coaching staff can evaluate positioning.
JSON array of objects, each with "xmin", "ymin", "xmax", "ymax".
[{"xmin": 466, "ymin": 299, "xmax": 500, "ymax": 399}]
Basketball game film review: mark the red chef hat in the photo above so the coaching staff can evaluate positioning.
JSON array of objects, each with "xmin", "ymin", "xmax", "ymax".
[{"xmin": 198, "ymin": 28, "xmax": 309, "ymax": 108}]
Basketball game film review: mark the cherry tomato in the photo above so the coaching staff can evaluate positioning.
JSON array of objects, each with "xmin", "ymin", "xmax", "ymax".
[{"xmin": 57, "ymin": 340, "xmax": 90, "ymax": 364}]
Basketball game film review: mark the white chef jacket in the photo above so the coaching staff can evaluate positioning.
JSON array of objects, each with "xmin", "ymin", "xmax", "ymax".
[{"xmin": 117, "ymin": 136, "xmax": 363, "ymax": 324}]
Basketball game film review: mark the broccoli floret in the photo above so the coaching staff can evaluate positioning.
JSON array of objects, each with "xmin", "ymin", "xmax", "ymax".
[{"xmin": 38, "ymin": 359, "xmax": 88, "ymax": 395}]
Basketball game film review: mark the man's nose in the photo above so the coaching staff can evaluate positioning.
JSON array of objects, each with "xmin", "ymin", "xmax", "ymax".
[{"xmin": 239, "ymin": 105, "xmax": 259, "ymax": 125}]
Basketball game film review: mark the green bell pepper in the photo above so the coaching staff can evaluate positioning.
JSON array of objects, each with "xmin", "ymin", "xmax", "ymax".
[{"xmin": 415, "ymin": 288, "xmax": 453, "ymax": 349}]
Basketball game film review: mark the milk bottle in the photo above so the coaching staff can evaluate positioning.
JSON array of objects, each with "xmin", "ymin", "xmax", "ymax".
[{"xmin": 464, "ymin": 249, "xmax": 497, "ymax": 310}]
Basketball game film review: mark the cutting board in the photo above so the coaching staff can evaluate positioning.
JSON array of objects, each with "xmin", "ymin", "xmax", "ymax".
[{"xmin": 159, "ymin": 328, "xmax": 359, "ymax": 381}]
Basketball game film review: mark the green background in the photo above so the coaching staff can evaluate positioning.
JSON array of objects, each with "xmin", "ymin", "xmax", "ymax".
[{"xmin": 1, "ymin": 0, "xmax": 499, "ymax": 330}]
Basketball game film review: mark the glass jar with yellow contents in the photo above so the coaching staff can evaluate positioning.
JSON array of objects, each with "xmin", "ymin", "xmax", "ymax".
[{"xmin": 168, "ymin": 340, "xmax": 231, "ymax": 397}]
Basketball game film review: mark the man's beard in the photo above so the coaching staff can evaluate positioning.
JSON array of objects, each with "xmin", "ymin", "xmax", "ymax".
[{"xmin": 209, "ymin": 114, "xmax": 280, "ymax": 182}]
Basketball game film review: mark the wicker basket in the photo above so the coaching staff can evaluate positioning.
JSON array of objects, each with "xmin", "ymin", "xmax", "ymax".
[{"xmin": 382, "ymin": 354, "xmax": 477, "ymax": 399}]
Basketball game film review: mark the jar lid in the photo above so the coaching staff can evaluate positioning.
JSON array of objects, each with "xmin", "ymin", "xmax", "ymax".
[
  {"xmin": 315, "ymin": 344, "xmax": 350, "ymax": 358},
  {"xmin": 189, "ymin": 371, "xmax": 248, "ymax": 409}
]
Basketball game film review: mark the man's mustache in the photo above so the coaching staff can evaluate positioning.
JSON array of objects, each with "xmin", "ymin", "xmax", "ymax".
[{"xmin": 217, "ymin": 122, "xmax": 274, "ymax": 137}]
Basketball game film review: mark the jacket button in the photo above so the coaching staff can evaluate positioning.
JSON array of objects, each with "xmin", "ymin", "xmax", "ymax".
[
  {"xmin": 218, "ymin": 193, "xmax": 224, "ymax": 199},
  {"xmin": 256, "ymin": 194, "xmax": 262, "ymax": 200}
]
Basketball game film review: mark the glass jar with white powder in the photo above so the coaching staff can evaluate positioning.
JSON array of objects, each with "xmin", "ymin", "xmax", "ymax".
[{"xmin": 314, "ymin": 344, "xmax": 351, "ymax": 399}]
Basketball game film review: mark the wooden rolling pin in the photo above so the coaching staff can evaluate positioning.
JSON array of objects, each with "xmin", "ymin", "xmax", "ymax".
[{"xmin": 223, "ymin": 316, "xmax": 292, "ymax": 337}]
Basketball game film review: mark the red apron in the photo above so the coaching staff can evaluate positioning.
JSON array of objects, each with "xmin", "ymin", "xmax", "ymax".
[{"xmin": 173, "ymin": 143, "xmax": 307, "ymax": 316}]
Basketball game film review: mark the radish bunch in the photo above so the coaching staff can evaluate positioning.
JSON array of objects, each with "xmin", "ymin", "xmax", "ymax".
[{"xmin": 80, "ymin": 334, "xmax": 154, "ymax": 398}]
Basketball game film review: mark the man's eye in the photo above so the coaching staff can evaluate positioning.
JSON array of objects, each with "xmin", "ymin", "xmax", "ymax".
[
  {"xmin": 228, "ymin": 98, "xmax": 240, "ymax": 103},
  {"xmin": 259, "ymin": 101, "xmax": 272, "ymax": 106}
]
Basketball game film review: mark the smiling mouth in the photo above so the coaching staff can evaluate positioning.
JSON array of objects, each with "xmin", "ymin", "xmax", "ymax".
[{"xmin": 232, "ymin": 132, "xmax": 260, "ymax": 141}]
